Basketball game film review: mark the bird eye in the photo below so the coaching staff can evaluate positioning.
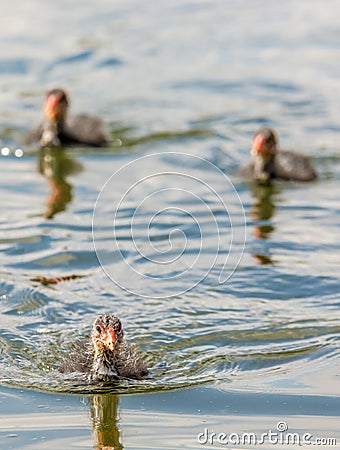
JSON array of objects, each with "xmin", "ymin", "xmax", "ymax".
[{"xmin": 96, "ymin": 325, "xmax": 101, "ymax": 333}]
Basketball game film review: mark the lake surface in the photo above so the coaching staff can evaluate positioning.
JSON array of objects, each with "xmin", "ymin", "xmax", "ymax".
[{"xmin": 0, "ymin": 0, "xmax": 340, "ymax": 448}]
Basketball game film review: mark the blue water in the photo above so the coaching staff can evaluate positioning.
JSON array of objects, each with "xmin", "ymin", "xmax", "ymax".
[{"xmin": 0, "ymin": 0, "xmax": 339, "ymax": 448}]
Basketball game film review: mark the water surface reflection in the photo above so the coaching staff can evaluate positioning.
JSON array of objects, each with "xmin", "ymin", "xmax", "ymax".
[
  {"xmin": 250, "ymin": 183, "xmax": 277, "ymax": 265},
  {"xmin": 38, "ymin": 148, "xmax": 83, "ymax": 219},
  {"xmin": 90, "ymin": 394, "xmax": 123, "ymax": 450}
]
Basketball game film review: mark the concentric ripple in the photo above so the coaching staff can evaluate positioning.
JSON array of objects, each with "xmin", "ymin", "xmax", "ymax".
[{"xmin": 92, "ymin": 152, "xmax": 246, "ymax": 298}]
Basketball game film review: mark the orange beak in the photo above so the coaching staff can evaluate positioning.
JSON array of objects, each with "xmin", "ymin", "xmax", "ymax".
[
  {"xmin": 45, "ymin": 93, "xmax": 66, "ymax": 120},
  {"xmin": 45, "ymin": 94, "xmax": 59, "ymax": 118},
  {"xmin": 251, "ymin": 134, "xmax": 266, "ymax": 154},
  {"xmin": 103, "ymin": 327, "xmax": 117, "ymax": 351}
]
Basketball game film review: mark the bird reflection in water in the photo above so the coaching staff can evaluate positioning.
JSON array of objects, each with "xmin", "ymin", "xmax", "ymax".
[
  {"xmin": 90, "ymin": 394, "xmax": 123, "ymax": 450},
  {"xmin": 250, "ymin": 183, "xmax": 277, "ymax": 265},
  {"xmin": 38, "ymin": 147, "xmax": 83, "ymax": 219}
]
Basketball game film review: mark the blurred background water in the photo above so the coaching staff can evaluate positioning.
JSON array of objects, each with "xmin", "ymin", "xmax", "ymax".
[{"xmin": 0, "ymin": 0, "xmax": 340, "ymax": 448}]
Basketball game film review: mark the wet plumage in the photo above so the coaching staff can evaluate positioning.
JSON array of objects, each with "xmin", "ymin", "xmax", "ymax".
[
  {"xmin": 26, "ymin": 88, "xmax": 108, "ymax": 148},
  {"xmin": 59, "ymin": 314, "xmax": 149, "ymax": 382},
  {"xmin": 243, "ymin": 127, "xmax": 317, "ymax": 183}
]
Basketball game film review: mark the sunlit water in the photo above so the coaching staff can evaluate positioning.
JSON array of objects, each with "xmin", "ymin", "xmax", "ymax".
[{"xmin": 0, "ymin": 0, "xmax": 340, "ymax": 447}]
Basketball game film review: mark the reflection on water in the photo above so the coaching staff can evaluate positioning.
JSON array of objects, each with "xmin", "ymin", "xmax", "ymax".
[
  {"xmin": 251, "ymin": 184, "xmax": 276, "ymax": 238},
  {"xmin": 38, "ymin": 148, "xmax": 83, "ymax": 219},
  {"xmin": 0, "ymin": 0, "xmax": 339, "ymax": 428},
  {"xmin": 0, "ymin": 150, "xmax": 339, "ymax": 398},
  {"xmin": 250, "ymin": 183, "xmax": 277, "ymax": 265},
  {"xmin": 90, "ymin": 394, "xmax": 123, "ymax": 450}
]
